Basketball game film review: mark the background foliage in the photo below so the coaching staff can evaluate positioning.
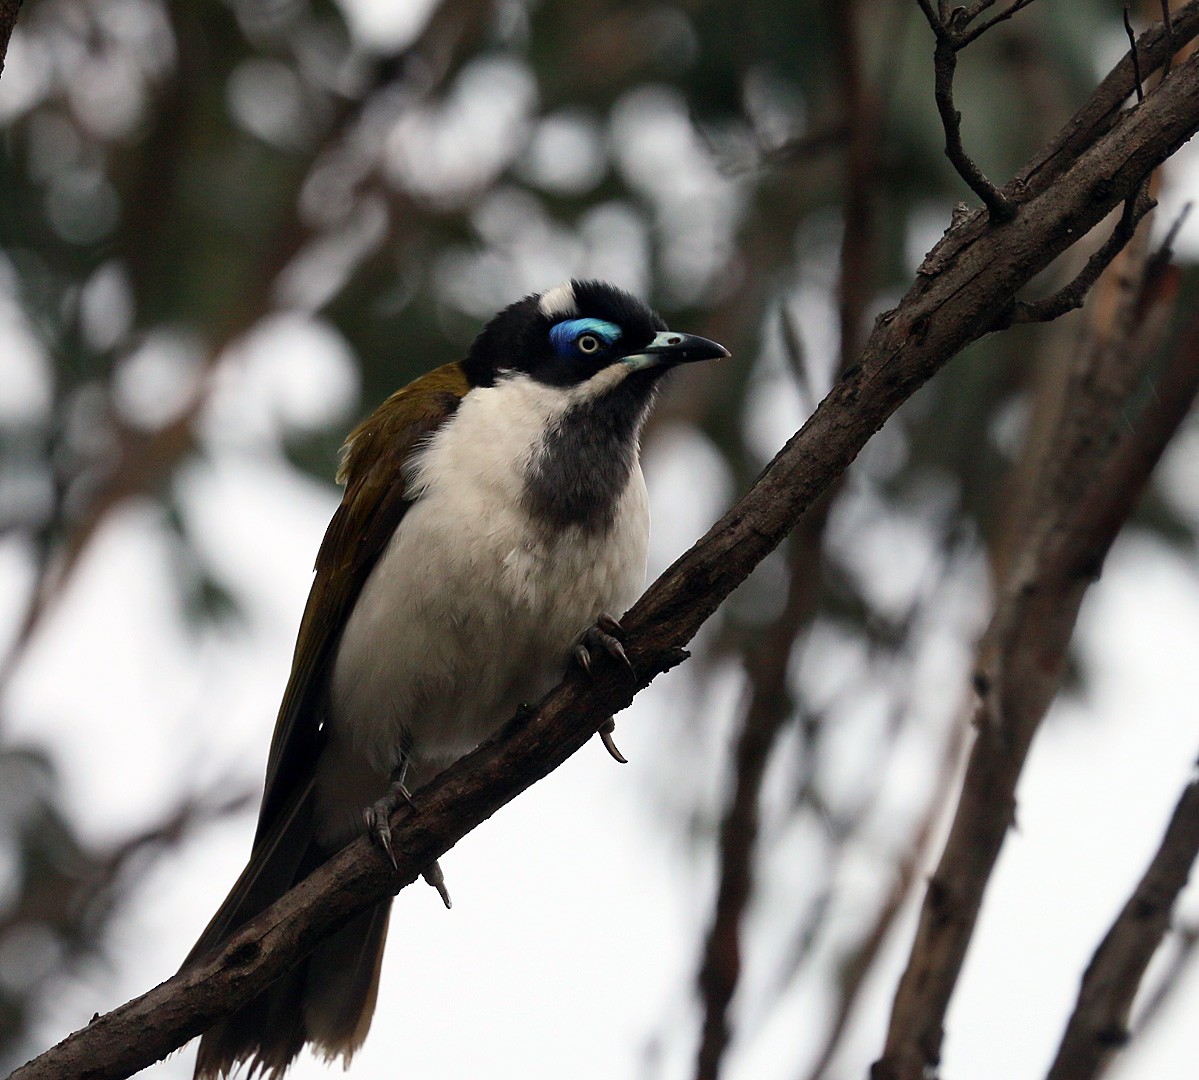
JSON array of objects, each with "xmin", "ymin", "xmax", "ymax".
[{"xmin": 2, "ymin": 1, "xmax": 1198, "ymax": 1078}]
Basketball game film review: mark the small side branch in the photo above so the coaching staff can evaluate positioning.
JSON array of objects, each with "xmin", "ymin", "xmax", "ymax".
[
  {"xmin": 1161, "ymin": 0, "xmax": 1176, "ymax": 76},
  {"xmin": 1125, "ymin": 5, "xmax": 1146, "ymax": 102},
  {"xmin": 917, "ymin": 1, "xmax": 1022, "ymax": 220},
  {"xmin": 1003, "ymin": 185, "xmax": 1155, "ymax": 326},
  {"xmin": 1045, "ymin": 775, "xmax": 1199, "ymax": 1080}
]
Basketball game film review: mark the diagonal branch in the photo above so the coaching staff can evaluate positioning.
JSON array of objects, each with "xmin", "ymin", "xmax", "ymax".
[
  {"xmin": 916, "ymin": 1, "xmax": 1199, "ymax": 277},
  {"xmin": 9, "ymin": 34, "xmax": 1199, "ymax": 1080},
  {"xmin": 872, "ymin": 113, "xmax": 1198, "ymax": 1080},
  {"xmin": 1045, "ymin": 772, "xmax": 1199, "ymax": 1080}
]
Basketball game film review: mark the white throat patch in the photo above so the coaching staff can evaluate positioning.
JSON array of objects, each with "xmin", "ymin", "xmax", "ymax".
[{"xmin": 537, "ymin": 282, "xmax": 578, "ymax": 319}]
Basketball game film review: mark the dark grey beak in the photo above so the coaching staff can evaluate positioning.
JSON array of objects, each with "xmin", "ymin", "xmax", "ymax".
[{"xmin": 620, "ymin": 330, "xmax": 731, "ymax": 371}]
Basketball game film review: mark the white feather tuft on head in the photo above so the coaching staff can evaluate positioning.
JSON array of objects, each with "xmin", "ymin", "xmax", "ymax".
[{"xmin": 537, "ymin": 282, "xmax": 578, "ymax": 319}]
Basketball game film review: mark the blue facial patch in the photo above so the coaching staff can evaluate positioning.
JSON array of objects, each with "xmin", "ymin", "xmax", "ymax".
[{"xmin": 549, "ymin": 318, "xmax": 622, "ymax": 357}]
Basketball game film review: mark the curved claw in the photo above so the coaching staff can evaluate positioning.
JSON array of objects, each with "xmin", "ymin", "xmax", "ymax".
[
  {"xmin": 366, "ymin": 788, "xmax": 454, "ymax": 906},
  {"xmin": 363, "ymin": 805, "xmax": 398, "ymax": 870},
  {"xmin": 364, "ymin": 778, "xmax": 419, "ymax": 872},
  {"xmin": 578, "ymin": 614, "xmax": 636, "ymax": 679},
  {"xmin": 607, "ymin": 637, "xmax": 634, "ymax": 677},
  {"xmin": 598, "ymin": 718, "xmax": 628, "ymax": 764},
  {"xmin": 598, "ymin": 612, "xmax": 625, "ymax": 635},
  {"xmin": 423, "ymin": 861, "xmax": 453, "ymax": 910}
]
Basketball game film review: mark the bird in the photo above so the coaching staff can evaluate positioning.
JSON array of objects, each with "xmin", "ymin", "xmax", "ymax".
[{"xmin": 183, "ymin": 279, "xmax": 729, "ymax": 1079}]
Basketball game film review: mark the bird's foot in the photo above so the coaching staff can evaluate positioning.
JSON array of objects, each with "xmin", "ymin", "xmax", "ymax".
[
  {"xmin": 363, "ymin": 781, "xmax": 452, "ymax": 909},
  {"xmin": 574, "ymin": 614, "xmax": 633, "ymax": 764},
  {"xmin": 573, "ymin": 613, "xmax": 635, "ymax": 679},
  {"xmin": 363, "ymin": 780, "xmax": 413, "ymax": 869}
]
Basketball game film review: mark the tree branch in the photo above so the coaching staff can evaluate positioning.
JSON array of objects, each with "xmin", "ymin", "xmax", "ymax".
[
  {"xmin": 916, "ymin": 0, "xmax": 1199, "ymax": 271},
  {"xmin": 10, "ymin": 33, "xmax": 1199, "ymax": 1080},
  {"xmin": 916, "ymin": 0, "xmax": 1049, "ymax": 218},
  {"xmin": 1125, "ymin": 5, "xmax": 1147, "ymax": 103},
  {"xmin": 1045, "ymin": 773, "xmax": 1199, "ymax": 1080},
  {"xmin": 1004, "ymin": 183, "xmax": 1155, "ymax": 325},
  {"xmin": 917, "ymin": 3, "xmax": 1017, "ymax": 219},
  {"xmin": 872, "ymin": 75, "xmax": 1198, "ymax": 1075}
]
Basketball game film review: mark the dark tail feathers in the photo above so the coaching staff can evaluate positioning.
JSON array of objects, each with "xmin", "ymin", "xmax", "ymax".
[{"xmin": 185, "ymin": 784, "xmax": 391, "ymax": 1079}]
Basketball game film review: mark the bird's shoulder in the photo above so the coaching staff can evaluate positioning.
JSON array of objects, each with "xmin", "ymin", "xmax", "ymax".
[{"xmin": 334, "ymin": 361, "xmax": 472, "ymax": 494}]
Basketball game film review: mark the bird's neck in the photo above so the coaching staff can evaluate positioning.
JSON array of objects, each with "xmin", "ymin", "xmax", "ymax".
[{"xmin": 522, "ymin": 381, "xmax": 656, "ymax": 534}]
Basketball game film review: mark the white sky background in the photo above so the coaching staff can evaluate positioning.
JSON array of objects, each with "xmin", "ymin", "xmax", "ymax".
[{"xmin": 3, "ymin": 2, "xmax": 1199, "ymax": 1079}]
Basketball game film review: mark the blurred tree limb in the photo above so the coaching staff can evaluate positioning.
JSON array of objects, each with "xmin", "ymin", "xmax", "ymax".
[
  {"xmin": 1046, "ymin": 772, "xmax": 1199, "ymax": 1080},
  {"xmin": 9, "ymin": 17, "xmax": 1199, "ymax": 1078},
  {"xmin": 874, "ymin": 232, "xmax": 1198, "ymax": 1080},
  {"xmin": 694, "ymin": 2, "xmax": 881, "ymax": 1075}
]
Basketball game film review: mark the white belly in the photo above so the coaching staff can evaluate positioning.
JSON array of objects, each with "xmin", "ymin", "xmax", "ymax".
[{"xmin": 326, "ymin": 378, "xmax": 650, "ymax": 781}]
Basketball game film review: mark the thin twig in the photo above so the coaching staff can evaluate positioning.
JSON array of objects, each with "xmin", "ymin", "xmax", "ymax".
[
  {"xmin": 959, "ymin": 0, "xmax": 1043, "ymax": 47},
  {"xmin": 1162, "ymin": 0, "xmax": 1176, "ymax": 76},
  {"xmin": 1153, "ymin": 199, "xmax": 1192, "ymax": 261},
  {"xmin": 917, "ymin": 2, "xmax": 1199, "ymax": 294},
  {"xmin": 957, "ymin": 0, "xmax": 1004, "ymax": 24},
  {"xmin": 922, "ymin": 17, "xmax": 1017, "ymax": 219},
  {"xmin": 1004, "ymin": 184, "xmax": 1155, "ymax": 325},
  {"xmin": 1126, "ymin": 5, "xmax": 1146, "ymax": 102},
  {"xmin": 915, "ymin": 0, "xmax": 950, "ymax": 41},
  {"xmin": 1021, "ymin": 3, "xmax": 1199, "ymax": 196}
]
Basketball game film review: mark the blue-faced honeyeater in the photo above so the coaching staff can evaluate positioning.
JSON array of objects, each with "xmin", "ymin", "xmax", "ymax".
[{"xmin": 184, "ymin": 280, "xmax": 729, "ymax": 1078}]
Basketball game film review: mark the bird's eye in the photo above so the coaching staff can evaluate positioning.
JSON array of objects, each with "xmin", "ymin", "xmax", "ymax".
[{"xmin": 576, "ymin": 333, "xmax": 601, "ymax": 355}]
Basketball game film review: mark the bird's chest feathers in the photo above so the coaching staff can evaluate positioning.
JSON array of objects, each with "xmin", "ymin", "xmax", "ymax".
[
  {"xmin": 405, "ymin": 375, "xmax": 649, "ymax": 616},
  {"xmin": 329, "ymin": 375, "xmax": 649, "ymax": 769}
]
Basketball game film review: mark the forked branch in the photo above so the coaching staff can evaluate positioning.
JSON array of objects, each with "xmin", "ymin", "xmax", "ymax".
[{"xmin": 915, "ymin": 0, "xmax": 1047, "ymax": 218}]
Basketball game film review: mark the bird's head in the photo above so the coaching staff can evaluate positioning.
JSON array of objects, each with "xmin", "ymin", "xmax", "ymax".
[
  {"xmin": 462, "ymin": 279, "xmax": 729, "ymax": 393},
  {"xmin": 450, "ymin": 279, "xmax": 729, "ymax": 532}
]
